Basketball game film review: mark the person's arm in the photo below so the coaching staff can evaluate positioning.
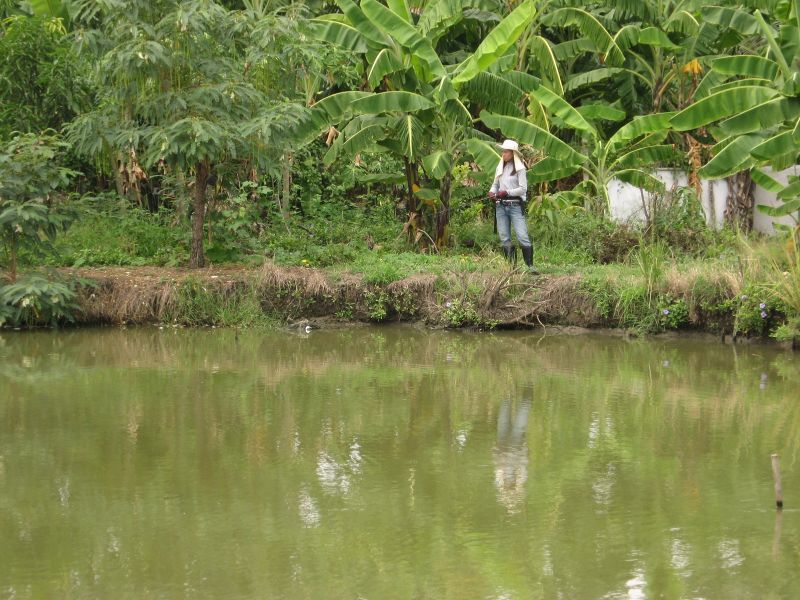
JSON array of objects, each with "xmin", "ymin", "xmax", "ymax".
[
  {"xmin": 506, "ymin": 168, "xmax": 527, "ymax": 198},
  {"xmin": 489, "ymin": 176, "xmax": 500, "ymax": 195}
]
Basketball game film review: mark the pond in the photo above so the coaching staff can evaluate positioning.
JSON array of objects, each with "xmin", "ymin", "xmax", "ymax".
[{"xmin": 1, "ymin": 327, "xmax": 799, "ymax": 598}]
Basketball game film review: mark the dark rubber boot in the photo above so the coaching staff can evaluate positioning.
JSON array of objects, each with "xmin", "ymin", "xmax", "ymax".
[
  {"xmin": 520, "ymin": 245, "xmax": 539, "ymax": 275},
  {"xmin": 502, "ymin": 244, "xmax": 517, "ymax": 265}
]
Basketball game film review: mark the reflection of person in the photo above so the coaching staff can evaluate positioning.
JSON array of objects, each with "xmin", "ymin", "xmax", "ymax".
[
  {"xmin": 487, "ymin": 139, "xmax": 538, "ymax": 274},
  {"xmin": 493, "ymin": 397, "xmax": 531, "ymax": 512}
]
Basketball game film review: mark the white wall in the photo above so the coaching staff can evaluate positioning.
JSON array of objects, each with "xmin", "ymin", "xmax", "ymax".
[{"xmin": 607, "ymin": 167, "xmax": 799, "ymax": 235}]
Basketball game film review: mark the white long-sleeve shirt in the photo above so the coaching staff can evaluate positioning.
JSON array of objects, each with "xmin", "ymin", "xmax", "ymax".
[{"xmin": 490, "ymin": 162, "xmax": 527, "ymax": 202}]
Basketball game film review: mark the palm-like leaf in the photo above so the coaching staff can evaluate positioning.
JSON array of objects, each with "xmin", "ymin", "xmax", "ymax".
[
  {"xmin": 718, "ymin": 97, "xmax": 800, "ymax": 136},
  {"xmin": 530, "ymin": 84, "xmax": 596, "ymax": 137},
  {"xmin": 671, "ymin": 86, "xmax": 779, "ymax": 131},
  {"xmin": 712, "ymin": 55, "xmax": 780, "ymax": 80},
  {"xmin": 350, "ymin": 91, "xmax": 435, "ymax": 114},
  {"xmin": 528, "ymin": 36, "xmax": 564, "ymax": 96},
  {"xmin": 542, "ymin": 8, "xmax": 624, "ymax": 67},
  {"xmin": 480, "ymin": 111, "xmax": 585, "ymax": 163}
]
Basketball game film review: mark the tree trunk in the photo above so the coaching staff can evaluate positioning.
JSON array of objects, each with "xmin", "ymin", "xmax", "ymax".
[
  {"xmin": 435, "ymin": 172, "xmax": 452, "ymax": 249},
  {"xmin": 279, "ymin": 152, "xmax": 293, "ymax": 222},
  {"xmin": 190, "ymin": 160, "xmax": 210, "ymax": 268},
  {"xmin": 403, "ymin": 157, "xmax": 420, "ymax": 244},
  {"xmin": 724, "ymin": 171, "xmax": 755, "ymax": 233}
]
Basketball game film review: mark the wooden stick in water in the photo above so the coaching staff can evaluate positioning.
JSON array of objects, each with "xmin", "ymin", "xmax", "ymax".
[{"xmin": 771, "ymin": 453, "xmax": 784, "ymax": 509}]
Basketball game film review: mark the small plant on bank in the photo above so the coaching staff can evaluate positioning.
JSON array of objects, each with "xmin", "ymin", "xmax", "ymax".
[{"xmin": 0, "ymin": 274, "xmax": 80, "ymax": 327}]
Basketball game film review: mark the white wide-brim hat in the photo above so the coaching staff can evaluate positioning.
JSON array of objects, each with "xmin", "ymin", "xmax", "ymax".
[
  {"xmin": 495, "ymin": 139, "xmax": 525, "ymax": 176},
  {"xmin": 498, "ymin": 139, "xmax": 520, "ymax": 153}
]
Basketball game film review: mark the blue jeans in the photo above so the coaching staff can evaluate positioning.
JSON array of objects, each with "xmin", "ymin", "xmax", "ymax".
[{"xmin": 495, "ymin": 202, "xmax": 531, "ymax": 247}]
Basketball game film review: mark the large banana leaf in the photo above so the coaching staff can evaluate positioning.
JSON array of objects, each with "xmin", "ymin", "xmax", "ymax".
[
  {"xmin": 350, "ymin": 91, "xmax": 435, "ymax": 114},
  {"xmin": 614, "ymin": 169, "xmax": 665, "ymax": 193},
  {"xmin": 528, "ymin": 36, "xmax": 564, "ymax": 96},
  {"xmin": 480, "ymin": 111, "xmax": 585, "ymax": 163},
  {"xmin": 552, "ymin": 38, "xmax": 595, "ymax": 61},
  {"xmin": 529, "ymin": 86, "xmax": 596, "ymax": 137},
  {"xmin": 460, "ymin": 138, "xmax": 500, "ymax": 174},
  {"xmin": 577, "ymin": 103, "xmax": 626, "ymax": 122},
  {"xmin": 367, "ymin": 49, "xmax": 404, "ymax": 89},
  {"xmin": 324, "ymin": 123, "xmax": 386, "ymax": 165},
  {"xmin": 671, "ymin": 86, "xmax": 780, "ymax": 130},
  {"xmin": 751, "ymin": 130, "xmax": 798, "ymax": 161},
  {"xmin": 542, "ymin": 8, "xmax": 624, "ymax": 67},
  {"xmin": 718, "ymin": 97, "xmax": 800, "ymax": 136},
  {"xmin": 308, "ymin": 19, "xmax": 368, "ymax": 53},
  {"xmin": 757, "ymin": 198, "xmax": 800, "ymax": 217},
  {"xmin": 709, "ymin": 78, "xmax": 773, "ymax": 95},
  {"xmin": 452, "ymin": 0, "xmax": 536, "ymax": 85},
  {"xmin": 565, "ymin": 68, "xmax": 626, "ymax": 93},
  {"xmin": 527, "ymin": 157, "xmax": 582, "ymax": 184},
  {"xmin": 386, "ymin": 0, "xmax": 412, "ymax": 22},
  {"xmin": 608, "ymin": 113, "xmax": 675, "ymax": 150},
  {"xmin": 611, "ymin": 145, "xmax": 677, "ymax": 170},
  {"xmin": 712, "ymin": 55, "xmax": 780, "ymax": 80},
  {"xmin": 313, "ymin": 91, "xmax": 372, "ymax": 122},
  {"xmin": 694, "ymin": 68, "xmax": 729, "ymax": 100},
  {"xmin": 361, "ymin": 0, "xmax": 444, "ymax": 79},
  {"xmin": 751, "ymin": 168, "xmax": 784, "ymax": 193},
  {"xmin": 778, "ymin": 179, "xmax": 800, "ymax": 201},
  {"xmin": 393, "ymin": 114, "xmax": 427, "ymax": 159},
  {"xmin": 461, "ymin": 72, "xmax": 528, "ymax": 117},
  {"xmin": 698, "ymin": 134, "xmax": 762, "ymax": 179},
  {"xmin": 334, "ymin": 0, "xmax": 390, "ymax": 46},
  {"xmin": 418, "ymin": 0, "xmax": 463, "ymax": 38},
  {"xmin": 422, "ymin": 150, "xmax": 452, "ymax": 179},
  {"xmin": 700, "ymin": 6, "xmax": 761, "ymax": 36},
  {"xmin": 638, "ymin": 27, "xmax": 682, "ymax": 51}
]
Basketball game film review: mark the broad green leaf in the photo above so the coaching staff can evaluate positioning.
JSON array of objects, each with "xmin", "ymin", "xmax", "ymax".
[
  {"xmin": 608, "ymin": 113, "xmax": 675, "ymax": 149},
  {"xmin": 386, "ymin": 0, "xmax": 412, "ymax": 22},
  {"xmin": 712, "ymin": 55, "xmax": 780, "ymax": 80},
  {"xmin": 615, "ymin": 169, "xmax": 665, "ymax": 193},
  {"xmin": 361, "ymin": 0, "xmax": 444, "ymax": 80},
  {"xmin": 751, "ymin": 168, "xmax": 784, "ymax": 193},
  {"xmin": 313, "ymin": 91, "xmax": 371, "ymax": 121},
  {"xmin": 709, "ymin": 78, "xmax": 773, "ymax": 95},
  {"xmin": 719, "ymin": 97, "xmax": 800, "ymax": 136},
  {"xmin": 339, "ymin": 124, "xmax": 387, "ymax": 159},
  {"xmin": 777, "ymin": 179, "xmax": 800, "ymax": 200},
  {"xmin": 751, "ymin": 130, "xmax": 798, "ymax": 160},
  {"xmin": 441, "ymin": 98, "xmax": 472, "ymax": 126},
  {"xmin": 701, "ymin": 6, "xmax": 761, "ymax": 36},
  {"xmin": 611, "ymin": 145, "xmax": 677, "ymax": 170},
  {"xmin": 699, "ymin": 135, "xmax": 762, "ymax": 179},
  {"xmin": 334, "ymin": 0, "xmax": 389, "ymax": 46},
  {"xmin": 367, "ymin": 49, "xmax": 404, "ymax": 89},
  {"xmin": 308, "ymin": 19, "xmax": 368, "ymax": 52},
  {"xmin": 460, "ymin": 138, "xmax": 500, "ymax": 174},
  {"xmin": 577, "ymin": 103, "xmax": 627, "ymax": 122},
  {"xmin": 543, "ymin": 8, "xmax": 624, "ymax": 67},
  {"xmin": 552, "ymin": 38, "xmax": 595, "ymax": 61},
  {"xmin": 529, "ymin": 86, "xmax": 596, "ymax": 137},
  {"xmin": 638, "ymin": 27, "xmax": 681, "ymax": 50},
  {"xmin": 671, "ymin": 86, "xmax": 780, "ymax": 130},
  {"xmin": 418, "ymin": 0, "xmax": 462, "ymax": 37},
  {"xmin": 528, "ymin": 36, "xmax": 563, "ymax": 96},
  {"xmin": 350, "ymin": 91, "xmax": 435, "ymax": 114},
  {"xmin": 480, "ymin": 111, "xmax": 585, "ymax": 163},
  {"xmin": 757, "ymin": 198, "xmax": 800, "ymax": 217},
  {"xmin": 565, "ymin": 68, "xmax": 625, "ymax": 93},
  {"xmin": 694, "ymin": 68, "xmax": 728, "ymax": 100},
  {"xmin": 461, "ymin": 72, "xmax": 528, "ymax": 117},
  {"xmin": 422, "ymin": 150, "xmax": 452, "ymax": 179},
  {"xmin": 453, "ymin": 0, "xmax": 536, "ymax": 85},
  {"xmin": 665, "ymin": 10, "xmax": 700, "ymax": 35},
  {"xmin": 527, "ymin": 157, "xmax": 582, "ymax": 184},
  {"xmin": 394, "ymin": 114, "xmax": 426, "ymax": 159}
]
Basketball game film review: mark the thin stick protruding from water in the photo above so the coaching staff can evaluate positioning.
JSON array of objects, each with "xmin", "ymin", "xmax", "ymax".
[{"xmin": 771, "ymin": 453, "xmax": 784, "ymax": 510}]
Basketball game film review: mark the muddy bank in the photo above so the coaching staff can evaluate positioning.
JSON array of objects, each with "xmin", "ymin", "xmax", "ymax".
[{"xmin": 65, "ymin": 263, "xmax": 744, "ymax": 337}]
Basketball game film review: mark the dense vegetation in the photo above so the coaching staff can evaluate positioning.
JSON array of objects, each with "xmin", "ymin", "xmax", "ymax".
[{"xmin": 0, "ymin": 0, "xmax": 798, "ymax": 339}]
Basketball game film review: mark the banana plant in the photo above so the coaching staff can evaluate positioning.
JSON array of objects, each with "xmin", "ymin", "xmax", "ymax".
[
  {"xmin": 480, "ymin": 83, "xmax": 677, "ymax": 216},
  {"xmin": 670, "ymin": 2, "xmax": 800, "ymax": 232},
  {"xmin": 302, "ymin": 0, "xmax": 537, "ymax": 247}
]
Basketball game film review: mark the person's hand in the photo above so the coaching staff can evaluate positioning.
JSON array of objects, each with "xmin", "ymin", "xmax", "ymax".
[
  {"xmin": 487, "ymin": 191, "xmax": 496, "ymax": 199},
  {"xmin": 496, "ymin": 190, "xmax": 508, "ymax": 199}
]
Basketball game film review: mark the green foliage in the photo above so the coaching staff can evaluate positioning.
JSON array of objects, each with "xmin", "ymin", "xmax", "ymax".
[
  {"xmin": 0, "ymin": 15, "xmax": 91, "ymax": 138},
  {"xmin": 0, "ymin": 273, "xmax": 80, "ymax": 327},
  {"xmin": 0, "ymin": 132, "xmax": 77, "ymax": 279},
  {"xmin": 164, "ymin": 277, "xmax": 275, "ymax": 327}
]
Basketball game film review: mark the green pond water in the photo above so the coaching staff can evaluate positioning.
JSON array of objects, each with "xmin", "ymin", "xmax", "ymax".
[{"xmin": 1, "ymin": 327, "xmax": 800, "ymax": 599}]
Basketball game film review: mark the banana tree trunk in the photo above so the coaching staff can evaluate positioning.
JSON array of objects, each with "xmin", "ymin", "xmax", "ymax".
[
  {"xmin": 403, "ymin": 157, "xmax": 421, "ymax": 244},
  {"xmin": 724, "ymin": 171, "xmax": 754, "ymax": 233},
  {"xmin": 190, "ymin": 160, "xmax": 210, "ymax": 268},
  {"xmin": 435, "ymin": 172, "xmax": 452, "ymax": 249}
]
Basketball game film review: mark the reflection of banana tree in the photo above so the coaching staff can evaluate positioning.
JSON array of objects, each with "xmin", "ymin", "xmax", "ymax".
[
  {"xmin": 481, "ymin": 86, "xmax": 676, "ymax": 216},
  {"xmin": 670, "ymin": 4, "xmax": 800, "ymax": 236},
  {"xmin": 303, "ymin": 0, "xmax": 537, "ymax": 247}
]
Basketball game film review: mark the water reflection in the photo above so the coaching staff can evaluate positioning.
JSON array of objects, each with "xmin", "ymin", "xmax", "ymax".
[{"xmin": 493, "ymin": 395, "xmax": 531, "ymax": 513}]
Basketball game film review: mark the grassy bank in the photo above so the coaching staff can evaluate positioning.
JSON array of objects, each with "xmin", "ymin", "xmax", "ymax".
[{"xmin": 4, "ymin": 197, "xmax": 799, "ymax": 344}]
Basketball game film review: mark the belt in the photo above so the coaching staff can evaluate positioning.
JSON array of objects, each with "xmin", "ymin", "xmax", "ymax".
[{"xmin": 496, "ymin": 197, "xmax": 523, "ymax": 205}]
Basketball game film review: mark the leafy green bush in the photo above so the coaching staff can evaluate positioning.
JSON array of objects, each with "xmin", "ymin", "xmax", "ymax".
[{"xmin": 0, "ymin": 274, "xmax": 80, "ymax": 327}]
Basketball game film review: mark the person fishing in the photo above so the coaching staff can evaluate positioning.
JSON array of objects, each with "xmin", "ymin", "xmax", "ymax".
[{"xmin": 487, "ymin": 139, "xmax": 538, "ymax": 274}]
